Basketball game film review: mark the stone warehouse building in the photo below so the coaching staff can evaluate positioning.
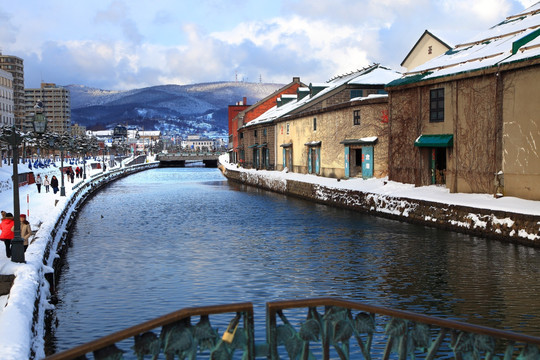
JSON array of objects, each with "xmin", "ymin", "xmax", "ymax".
[
  {"xmin": 386, "ymin": 4, "xmax": 540, "ymax": 200},
  {"xmin": 239, "ymin": 64, "xmax": 401, "ymax": 178}
]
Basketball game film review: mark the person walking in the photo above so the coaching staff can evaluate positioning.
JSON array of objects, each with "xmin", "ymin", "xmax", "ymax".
[
  {"xmin": 70, "ymin": 168, "xmax": 75, "ymax": 183},
  {"xmin": 44, "ymin": 175, "xmax": 50, "ymax": 193},
  {"xmin": 35, "ymin": 174, "xmax": 42, "ymax": 193},
  {"xmin": 19, "ymin": 214, "xmax": 32, "ymax": 252},
  {"xmin": 51, "ymin": 175, "xmax": 59, "ymax": 194},
  {"xmin": 0, "ymin": 213, "xmax": 14, "ymax": 258}
]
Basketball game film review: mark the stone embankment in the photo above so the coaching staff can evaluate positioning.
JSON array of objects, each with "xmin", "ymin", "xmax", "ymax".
[{"xmin": 219, "ymin": 166, "xmax": 540, "ymax": 247}]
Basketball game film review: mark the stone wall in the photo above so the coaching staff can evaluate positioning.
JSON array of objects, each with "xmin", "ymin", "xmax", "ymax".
[{"xmin": 221, "ymin": 166, "xmax": 540, "ymax": 247}]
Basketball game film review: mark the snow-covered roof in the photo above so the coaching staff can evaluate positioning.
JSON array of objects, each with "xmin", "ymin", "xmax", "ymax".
[
  {"xmin": 347, "ymin": 66, "xmax": 403, "ymax": 85},
  {"xmin": 244, "ymin": 64, "xmax": 401, "ymax": 128},
  {"xmin": 350, "ymin": 94, "xmax": 388, "ymax": 102},
  {"xmin": 389, "ymin": 3, "xmax": 540, "ymax": 87},
  {"xmin": 87, "ymin": 130, "xmax": 112, "ymax": 136}
]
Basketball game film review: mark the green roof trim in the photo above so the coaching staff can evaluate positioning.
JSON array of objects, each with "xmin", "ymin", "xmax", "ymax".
[
  {"xmin": 414, "ymin": 134, "xmax": 453, "ymax": 147},
  {"xmin": 386, "ymin": 72, "xmax": 433, "ymax": 88},
  {"xmin": 512, "ymin": 27, "xmax": 540, "ymax": 54},
  {"xmin": 494, "ymin": 15, "xmax": 526, "ymax": 28}
]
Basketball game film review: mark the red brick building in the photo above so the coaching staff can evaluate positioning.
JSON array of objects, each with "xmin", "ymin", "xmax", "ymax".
[
  {"xmin": 227, "ymin": 97, "xmax": 249, "ymax": 162},
  {"xmin": 230, "ymin": 77, "xmax": 305, "ymax": 164}
]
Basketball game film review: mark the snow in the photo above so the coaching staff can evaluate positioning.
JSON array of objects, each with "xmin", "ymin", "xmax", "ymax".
[
  {"xmin": 219, "ymin": 155, "xmax": 540, "ymax": 216},
  {"xmin": 396, "ymin": 3, "xmax": 540, "ymax": 84},
  {"xmin": 0, "ymin": 155, "xmax": 153, "ymax": 360},
  {"xmin": 244, "ymin": 64, "xmax": 400, "ymax": 128},
  {"xmin": 0, "ymin": 152, "xmax": 538, "ymax": 359}
]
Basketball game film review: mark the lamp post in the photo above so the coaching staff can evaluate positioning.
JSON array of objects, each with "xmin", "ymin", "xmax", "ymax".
[
  {"xmin": 0, "ymin": 126, "xmax": 26, "ymax": 263},
  {"xmin": 50, "ymin": 133, "xmax": 71, "ymax": 197},
  {"xmin": 102, "ymin": 143, "xmax": 106, "ymax": 172},
  {"xmin": 0, "ymin": 105, "xmax": 47, "ymax": 263}
]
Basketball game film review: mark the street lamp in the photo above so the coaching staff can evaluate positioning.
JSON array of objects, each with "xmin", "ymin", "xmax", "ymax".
[
  {"xmin": 49, "ymin": 132, "xmax": 71, "ymax": 197},
  {"xmin": 0, "ymin": 104, "xmax": 47, "ymax": 263},
  {"xmin": 58, "ymin": 133, "xmax": 72, "ymax": 197},
  {"xmin": 0, "ymin": 127, "xmax": 27, "ymax": 263}
]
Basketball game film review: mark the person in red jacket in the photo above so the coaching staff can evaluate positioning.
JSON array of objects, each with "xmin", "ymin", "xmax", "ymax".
[{"xmin": 0, "ymin": 212, "xmax": 14, "ymax": 258}]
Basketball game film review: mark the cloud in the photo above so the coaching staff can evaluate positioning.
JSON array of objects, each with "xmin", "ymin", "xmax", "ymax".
[
  {"xmin": 0, "ymin": 9, "xmax": 19, "ymax": 47},
  {"xmin": 439, "ymin": 0, "xmax": 512, "ymax": 25},
  {"xmin": 10, "ymin": 0, "xmax": 533, "ymax": 90},
  {"xmin": 517, "ymin": 0, "xmax": 540, "ymax": 9},
  {"xmin": 211, "ymin": 15, "xmax": 376, "ymax": 82},
  {"xmin": 94, "ymin": 0, "xmax": 144, "ymax": 45}
]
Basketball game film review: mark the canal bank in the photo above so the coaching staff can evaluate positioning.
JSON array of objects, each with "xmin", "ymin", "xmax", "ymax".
[
  {"xmin": 0, "ymin": 161, "xmax": 158, "ymax": 360},
  {"xmin": 218, "ymin": 159, "xmax": 540, "ymax": 247}
]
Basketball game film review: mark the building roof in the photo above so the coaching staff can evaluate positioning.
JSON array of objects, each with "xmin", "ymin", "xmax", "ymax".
[
  {"xmin": 236, "ymin": 77, "xmax": 304, "ymax": 119},
  {"xmin": 243, "ymin": 64, "xmax": 401, "ymax": 128},
  {"xmin": 400, "ymin": 30, "xmax": 452, "ymax": 67},
  {"xmin": 388, "ymin": 3, "xmax": 540, "ymax": 88}
]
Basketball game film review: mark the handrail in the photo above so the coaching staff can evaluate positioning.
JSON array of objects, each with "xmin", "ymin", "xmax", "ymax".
[
  {"xmin": 45, "ymin": 302, "xmax": 254, "ymax": 360},
  {"xmin": 44, "ymin": 297, "xmax": 540, "ymax": 359},
  {"xmin": 267, "ymin": 297, "xmax": 540, "ymax": 345}
]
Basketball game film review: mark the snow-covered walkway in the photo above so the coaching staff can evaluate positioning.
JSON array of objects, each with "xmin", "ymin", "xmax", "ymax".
[{"xmin": 0, "ymin": 156, "xmax": 154, "ymax": 360}]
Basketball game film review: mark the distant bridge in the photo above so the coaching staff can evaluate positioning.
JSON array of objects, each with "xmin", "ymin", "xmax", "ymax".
[{"xmin": 156, "ymin": 152, "xmax": 223, "ymax": 167}]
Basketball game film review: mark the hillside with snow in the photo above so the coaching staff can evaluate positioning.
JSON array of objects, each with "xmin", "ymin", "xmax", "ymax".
[{"xmin": 67, "ymin": 82, "xmax": 284, "ymax": 137}]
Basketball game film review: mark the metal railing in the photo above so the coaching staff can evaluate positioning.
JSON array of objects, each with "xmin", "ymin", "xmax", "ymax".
[
  {"xmin": 45, "ymin": 303, "xmax": 254, "ymax": 360},
  {"xmin": 44, "ymin": 297, "xmax": 540, "ymax": 359}
]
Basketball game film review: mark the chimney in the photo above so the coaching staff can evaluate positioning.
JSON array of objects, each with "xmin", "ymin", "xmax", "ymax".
[
  {"xmin": 243, "ymin": 97, "xmax": 247, "ymax": 105},
  {"xmin": 293, "ymin": 77, "xmax": 300, "ymax": 83}
]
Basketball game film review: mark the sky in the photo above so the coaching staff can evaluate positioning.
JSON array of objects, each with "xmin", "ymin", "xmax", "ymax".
[{"xmin": 0, "ymin": 0, "xmax": 538, "ymax": 90}]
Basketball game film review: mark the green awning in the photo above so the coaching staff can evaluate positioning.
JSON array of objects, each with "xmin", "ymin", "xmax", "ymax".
[
  {"xmin": 414, "ymin": 134, "xmax": 453, "ymax": 147},
  {"xmin": 248, "ymin": 143, "xmax": 258, "ymax": 148},
  {"xmin": 340, "ymin": 137, "xmax": 378, "ymax": 145}
]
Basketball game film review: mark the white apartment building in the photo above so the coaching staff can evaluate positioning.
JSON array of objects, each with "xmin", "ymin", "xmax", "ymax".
[
  {"xmin": 0, "ymin": 53, "xmax": 24, "ymax": 129},
  {"xmin": 0, "ymin": 68, "xmax": 14, "ymax": 127}
]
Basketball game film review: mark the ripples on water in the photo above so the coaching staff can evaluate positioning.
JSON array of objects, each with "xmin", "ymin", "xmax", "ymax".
[{"xmin": 49, "ymin": 167, "xmax": 540, "ymax": 355}]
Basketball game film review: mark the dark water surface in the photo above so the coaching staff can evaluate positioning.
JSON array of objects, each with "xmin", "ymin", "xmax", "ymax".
[{"xmin": 48, "ymin": 167, "xmax": 540, "ymax": 355}]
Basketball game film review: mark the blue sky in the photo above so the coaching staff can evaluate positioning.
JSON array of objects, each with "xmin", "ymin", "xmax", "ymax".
[{"xmin": 0, "ymin": 0, "xmax": 536, "ymax": 90}]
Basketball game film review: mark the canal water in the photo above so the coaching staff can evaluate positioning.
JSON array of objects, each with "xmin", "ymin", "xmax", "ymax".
[{"xmin": 47, "ymin": 167, "xmax": 540, "ymax": 356}]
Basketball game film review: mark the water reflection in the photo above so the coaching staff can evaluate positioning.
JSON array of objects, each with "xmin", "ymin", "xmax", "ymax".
[{"xmin": 48, "ymin": 167, "xmax": 540, "ymax": 356}]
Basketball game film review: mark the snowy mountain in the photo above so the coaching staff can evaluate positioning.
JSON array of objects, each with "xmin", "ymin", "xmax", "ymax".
[{"xmin": 67, "ymin": 82, "xmax": 284, "ymax": 137}]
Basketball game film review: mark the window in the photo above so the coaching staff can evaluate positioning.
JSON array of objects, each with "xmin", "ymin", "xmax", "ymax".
[
  {"xmin": 353, "ymin": 110, "xmax": 360, "ymax": 125},
  {"xmin": 286, "ymin": 123, "xmax": 290, "ymax": 135},
  {"xmin": 254, "ymin": 130, "xmax": 258, "ymax": 138},
  {"xmin": 240, "ymin": 132, "xmax": 244, "ymax": 139},
  {"xmin": 313, "ymin": 117, "xmax": 317, "ymax": 131},
  {"xmin": 350, "ymin": 89, "xmax": 363, "ymax": 99},
  {"xmin": 430, "ymin": 88, "xmax": 444, "ymax": 122},
  {"xmin": 263, "ymin": 128, "xmax": 267, "ymax": 136}
]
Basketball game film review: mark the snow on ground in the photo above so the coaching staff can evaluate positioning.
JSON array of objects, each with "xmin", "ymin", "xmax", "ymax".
[
  {"xmin": 0, "ymin": 156, "xmax": 145, "ymax": 360},
  {"xmin": 219, "ymin": 155, "xmax": 540, "ymax": 216},
  {"xmin": 0, "ymin": 154, "xmax": 537, "ymax": 360}
]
